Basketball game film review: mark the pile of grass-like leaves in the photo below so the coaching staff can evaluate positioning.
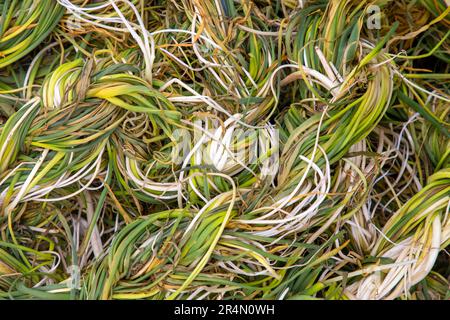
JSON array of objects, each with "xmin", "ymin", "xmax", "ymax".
[{"xmin": 0, "ymin": 0, "xmax": 448, "ymax": 300}]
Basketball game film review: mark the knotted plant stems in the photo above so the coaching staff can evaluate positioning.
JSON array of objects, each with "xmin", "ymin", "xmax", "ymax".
[{"xmin": 0, "ymin": 0, "xmax": 448, "ymax": 300}]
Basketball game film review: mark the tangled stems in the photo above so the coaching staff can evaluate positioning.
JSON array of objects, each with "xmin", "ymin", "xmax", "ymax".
[
  {"xmin": 0, "ymin": 0, "xmax": 449, "ymax": 300},
  {"xmin": 0, "ymin": 1, "xmax": 64, "ymax": 68}
]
